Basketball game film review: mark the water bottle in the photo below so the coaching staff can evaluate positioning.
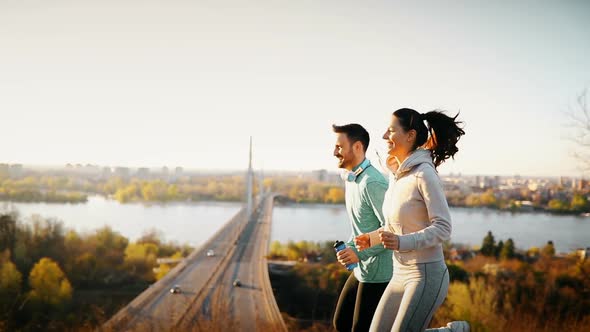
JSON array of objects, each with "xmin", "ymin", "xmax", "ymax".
[{"xmin": 334, "ymin": 240, "xmax": 358, "ymax": 271}]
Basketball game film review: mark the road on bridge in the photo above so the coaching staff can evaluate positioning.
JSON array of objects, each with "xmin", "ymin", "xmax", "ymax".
[
  {"xmin": 176, "ymin": 193, "xmax": 286, "ymax": 331},
  {"xmin": 103, "ymin": 194, "xmax": 286, "ymax": 332}
]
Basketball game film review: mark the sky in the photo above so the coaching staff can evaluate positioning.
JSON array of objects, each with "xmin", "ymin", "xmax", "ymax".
[{"xmin": 1, "ymin": 0, "xmax": 589, "ymax": 177}]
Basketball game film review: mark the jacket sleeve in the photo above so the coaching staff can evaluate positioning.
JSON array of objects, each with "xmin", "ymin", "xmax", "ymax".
[
  {"xmin": 348, "ymin": 181, "xmax": 389, "ymax": 260},
  {"xmin": 397, "ymin": 166, "xmax": 452, "ymax": 251}
]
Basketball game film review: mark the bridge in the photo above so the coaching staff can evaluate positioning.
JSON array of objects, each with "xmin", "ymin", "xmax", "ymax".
[
  {"xmin": 102, "ymin": 194, "xmax": 287, "ymax": 331},
  {"xmin": 102, "ymin": 138, "xmax": 287, "ymax": 331}
]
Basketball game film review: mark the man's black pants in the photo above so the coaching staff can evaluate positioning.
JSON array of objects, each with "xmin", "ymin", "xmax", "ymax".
[{"xmin": 333, "ymin": 273, "xmax": 389, "ymax": 332}]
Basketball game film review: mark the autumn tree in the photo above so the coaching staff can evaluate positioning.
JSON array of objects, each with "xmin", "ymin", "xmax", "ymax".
[
  {"xmin": 124, "ymin": 242, "xmax": 158, "ymax": 282},
  {"xmin": 570, "ymin": 194, "xmax": 589, "ymax": 212},
  {"xmin": 495, "ymin": 240, "xmax": 504, "ymax": 259},
  {"xmin": 542, "ymin": 240, "xmax": 555, "ymax": 257},
  {"xmin": 28, "ymin": 257, "xmax": 72, "ymax": 307},
  {"xmin": 12, "ymin": 217, "xmax": 66, "ymax": 277},
  {"xmin": 480, "ymin": 231, "xmax": 496, "ymax": 257},
  {"xmin": 0, "ymin": 214, "xmax": 17, "ymax": 261},
  {"xmin": 0, "ymin": 255, "xmax": 22, "ymax": 315},
  {"xmin": 155, "ymin": 263, "xmax": 171, "ymax": 281},
  {"xmin": 88, "ymin": 226, "xmax": 128, "ymax": 284},
  {"xmin": 500, "ymin": 238, "xmax": 515, "ymax": 260},
  {"xmin": 325, "ymin": 187, "xmax": 345, "ymax": 204},
  {"xmin": 548, "ymin": 199, "xmax": 568, "ymax": 212}
]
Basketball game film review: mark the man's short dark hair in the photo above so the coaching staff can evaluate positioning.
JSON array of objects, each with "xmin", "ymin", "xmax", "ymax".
[{"xmin": 332, "ymin": 123, "xmax": 370, "ymax": 152}]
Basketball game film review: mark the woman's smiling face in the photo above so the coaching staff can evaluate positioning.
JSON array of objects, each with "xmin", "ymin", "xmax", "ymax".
[{"xmin": 383, "ymin": 115, "xmax": 414, "ymax": 158}]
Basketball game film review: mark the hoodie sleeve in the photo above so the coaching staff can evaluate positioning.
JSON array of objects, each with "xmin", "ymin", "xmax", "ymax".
[
  {"xmin": 348, "ymin": 180, "xmax": 389, "ymax": 260},
  {"xmin": 397, "ymin": 165, "xmax": 452, "ymax": 251}
]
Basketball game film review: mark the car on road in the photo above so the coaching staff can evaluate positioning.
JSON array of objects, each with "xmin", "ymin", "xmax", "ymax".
[
  {"xmin": 232, "ymin": 279, "xmax": 242, "ymax": 287},
  {"xmin": 170, "ymin": 285, "xmax": 181, "ymax": 294},
  {"xmin": 206, "ymin": 249, "xmax": 215, "ymax": 257}
]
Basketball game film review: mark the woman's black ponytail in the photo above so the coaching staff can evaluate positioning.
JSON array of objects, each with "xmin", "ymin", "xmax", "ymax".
[
  {"xmin": 393, "ymin": 108, "xmax": 465, "ymax": 168},
  {"xmin": 422, "ymin": 110, "xmax": 465, "ymax": 168}
]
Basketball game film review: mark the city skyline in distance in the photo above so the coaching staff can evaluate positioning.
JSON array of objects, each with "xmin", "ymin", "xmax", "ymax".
[{"xmin": 3, "ymin": 159, "xmax": 587, "ymax": 181}]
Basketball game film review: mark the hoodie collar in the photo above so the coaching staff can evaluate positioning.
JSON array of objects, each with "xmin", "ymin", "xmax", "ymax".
[
  {"xmin": 395, "ymin": 148, "xmax": 434, "ymax": 178},
  {"xmin": 352, "ymin": 158, "xmax": 370, "ymax": 173}
]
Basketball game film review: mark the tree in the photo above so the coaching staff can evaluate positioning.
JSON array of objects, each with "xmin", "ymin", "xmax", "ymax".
[
  {"xmin": 11, "ymin": 216, "xmax": 66, "ymax": 276},
  {"xmin": 124, "ymin": 243, "xmax": 158, "ymax": 282},
  {"xmin": 500, "ymin": 238, "xmax": 515, "ymax": 260},
  {"xmin": 125, "ymin": 243, "xmax": 158, "ymax": 261},
  {"xmin": 443, "ymin": 279, "xmax": 503, "ymax": 329},
  {"xmin": 495, "ymin": 240, "xmax": 504, "ymax": 259},
  {"xmin": 155, "ymin": 263, "xmax": 171, "ymax": 281},
  {"xmin": 542, "ymin": 240, "xmax": 555, "ymax": 257},
  {"xmin": 480, "ymin": 190, "xmax": 498, "ymax": 207},
  {"xmin": 526, "ymin": 246, "xmax": 540, "ymax": 258},
  {"xmin": 548, "ymin": 199, "xmax": 568, "ymax": 212},
  {"xmin": 481, "ymin": 231, "xmax": 496, "ymax": 257},
  {"xmin": 570, "ymin": 194, "xmax": 589, "ymax": 212},
  {"xmin": 137, "ymin": 229, "xmax": 164, "ymax": 247},
  {"xmin": 307, "ymin": 183, "xmax": 326, "ymax": 202},
  {"xmin": 114, "ymin": 184, "xmax": 137, "ymax": 203},
  {"xmin": 288, "ymin": 184, "xmax": 303, "ymax": 203},
  {"xmin": 0, "ymin": 257, "xmax": 22, "ymax": 319},
  {"xmin": 325, "ymin": 187, "xmax": 345, "ymax": 204},
  {"xmin": 28, "ymin": 257, "xmax": 72, "ymax": 307},
  {"xmin": 141, "ymin": 182, "xmax": 157, "ymax": 201},
  {"xmin": 465, "ymin": 193, "xmax": 481, "ymax": 207},
  {"xmin": 28, "ymin": 216, "xmax": 66, "ymax": 267},
  {"xmin": 447, "ymin": 264, "xmax": 469, "ymax": 283},
  {"xmin": 0, "ymin": 259, "xmax": 22, "ymax": 297},
  {"xmin": 0, "ymin": 214, "xmax": 17, "ymax": 261},
  {"xmin": 262, "ymin": 178, "xmax": 273, "ymax": 193},
  {"xmin": 269, "ymin": 241, "xmax": 284, "ymax": 258},
  {"xmin": 286, "ymin": 241, "xmax": 302, "ymax": 261},
  {"xmin": 69, "ymin": 252, "xmax": 97, "ymax": 286},
  {"xmin": 567, "ymin": 87, "xmax": 590, "ymax": 171},
  {"xmin": 90, "ymin": 226, "xmax": 129, "ymax": 284},
  {"xmin": 167, "ymin": 184, "xmax": 179, "ymax": 200}
]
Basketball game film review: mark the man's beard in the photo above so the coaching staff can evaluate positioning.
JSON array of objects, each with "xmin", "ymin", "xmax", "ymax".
[{"xmin": 336, "ymin": 155, "xmax": 347, "ymax": 168}]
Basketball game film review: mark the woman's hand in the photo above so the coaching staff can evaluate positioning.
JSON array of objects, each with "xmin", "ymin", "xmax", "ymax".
[
  {"xmin": 379, "ymin": 229, "xmax": 399, "ymax": 250},
  {"xmin": 354, "ymin": 234, "xmax": 370, "ymax": 251}
]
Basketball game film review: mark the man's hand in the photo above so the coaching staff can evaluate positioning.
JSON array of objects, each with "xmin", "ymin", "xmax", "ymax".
[
  {"xmin": 379, "ymin": 229, "xmax": 399, "ymax": 250},
  {"xmin": 354, "ymin": 234, "xmax": 370, "ymax": 252},
  {"xmin": 336, "ymin": 247, "xmax": 359, "ymax": 267}
]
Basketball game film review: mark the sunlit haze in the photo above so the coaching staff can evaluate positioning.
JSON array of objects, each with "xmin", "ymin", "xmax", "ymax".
[{"xmin": 1, "ymin": 0, "xmax": 589, "ymax": 176}]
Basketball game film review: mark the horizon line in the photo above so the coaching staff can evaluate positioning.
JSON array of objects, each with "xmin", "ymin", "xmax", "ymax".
[{"xmin": 2, "ymin": 161, "xmax": 587, "ymax": 179}]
